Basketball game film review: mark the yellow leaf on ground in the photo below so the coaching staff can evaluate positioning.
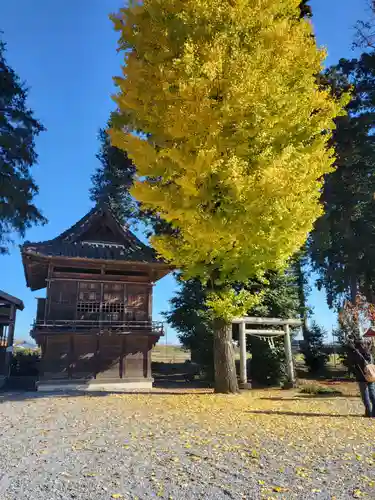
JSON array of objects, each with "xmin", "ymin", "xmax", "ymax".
[
  {"xmin": 353, "ymin": 489, "xmax": 365, "ymax": 498},
  {"xmin": 272, "ymin": 486, "xmax": 288, "ymax": 493}
]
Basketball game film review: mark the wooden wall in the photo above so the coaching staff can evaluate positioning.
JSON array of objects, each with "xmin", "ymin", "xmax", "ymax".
[
  {"xmin": 45, "ymin": 278, "xmax": 151, "ymax": 323},
  {"xmin": 35, "ymin": 263, "xmax": 158, "ymax": 381},
  {"xmin": 40, "ymin": 333, "xmax": 155, "ymax": 381}
]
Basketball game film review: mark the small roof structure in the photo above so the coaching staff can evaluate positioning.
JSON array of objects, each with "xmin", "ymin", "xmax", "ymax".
[
  {"xmin": 364, "ymin": 327, "xmax": 375, "ymax": 338},
  {"xmin": 21, "ymin": 203, "xmax": 171, "ymax": 290},
  {"xmin": 0, "ymin": 290, "xmax": 24, "ymax": 311}
]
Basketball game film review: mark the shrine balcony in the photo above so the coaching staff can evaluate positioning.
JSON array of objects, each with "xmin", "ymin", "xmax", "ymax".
[{"xmin": 31, "ymin": 318, "xmax": 164, "ymax": 337}]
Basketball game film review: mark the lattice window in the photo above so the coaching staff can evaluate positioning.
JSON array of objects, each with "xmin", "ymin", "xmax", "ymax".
[
  {"xmin": 76, "ymin": 302, "xmax": 100, "ymax": 321},
  {"xmin": 102, "ymin": 303, "xmax": 125, "ymax": 313},
  {"xmin": 74, "ymin": 282, "xmax": 148, "ymax": 323},
  {"xmin": 77, "ymin": 302, "xmax": 101, "ymax": 314},
  {"xmin": 102, "ymin": 302, "xmax": 125, "ymax": 323}
]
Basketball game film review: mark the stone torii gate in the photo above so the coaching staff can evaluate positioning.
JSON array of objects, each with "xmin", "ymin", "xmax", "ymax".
[{"xmin": 232, "ymin": 317, "xmax": 302, "ymax": 389}]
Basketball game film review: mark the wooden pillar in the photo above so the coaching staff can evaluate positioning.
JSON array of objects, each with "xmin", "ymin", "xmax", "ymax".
[
  {"xmin": 68, "ymin": 335, "xmax": 74, "ymax": 379},
  {"xmin": 239, "ymin": 321, "xmax": 248, "ymax": 388},
  {"xmin": 143, "ymin": 347, "xmax": 148, "ymax": 378},
  {"xmin": 148, "ymin": 284, "xmax": 153, "ymax": 322},
  {"xmin": 283, "ymin": 324, "xmax": 295, "ymax": 388},
  {"xmin": 4, "ymin": 304, "xmax": 16, "ymax": 378},
  {"xmin": 120, "ymin": 336, "xmax": 125, "ymax": 379},
  {"xmin": 40, "ymin": 336, "xmax": 47, "ymax": 378},
  {"xmin": 95, "ymin": 334, "xmax": 100, "ymax": 379}
]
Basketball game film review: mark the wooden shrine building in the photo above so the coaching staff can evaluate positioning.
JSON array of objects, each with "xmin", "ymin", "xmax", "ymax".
[
  {"xmin": 0, "ymin": 290, "xmax": 24, "ymax": 386},
  {"xmin": 21, "ymin": 204, "xmax": 170, "ymax": 391}
]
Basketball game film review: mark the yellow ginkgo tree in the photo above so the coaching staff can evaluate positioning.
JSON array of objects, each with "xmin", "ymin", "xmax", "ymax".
[{"xmin": 110, "ymin": 0, "xmax": 348, "ymax": 393}]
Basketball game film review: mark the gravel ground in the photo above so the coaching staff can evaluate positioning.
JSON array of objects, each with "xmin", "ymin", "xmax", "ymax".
[{"xmin": 0, "ymin": 386, "xmax": 374, "ymax": 500}]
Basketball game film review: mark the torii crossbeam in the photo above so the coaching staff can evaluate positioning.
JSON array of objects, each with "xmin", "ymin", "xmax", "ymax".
[{"xmin": 232, "ymin": 317, "xmax": 302, "ymax": 388}]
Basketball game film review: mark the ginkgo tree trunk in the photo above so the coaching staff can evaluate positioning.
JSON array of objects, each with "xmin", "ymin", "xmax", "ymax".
[
  {"xmin": 206, "ymin": 287, "xmax": 262, "ymax": 393},
  {"xmin": 110, "ymin": 0, "xmax": 348, "ymax": 393}
]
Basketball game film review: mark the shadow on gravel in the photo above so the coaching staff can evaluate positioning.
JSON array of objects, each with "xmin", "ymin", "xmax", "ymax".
[
  {"xmin": 260, "ymin": 395, "xmax": 360, "ymax": 401},
  {"xmin": 0, "ymin": 388, "xmax": 212, "ymax": 402},
  {"xmin": 0, "ymin": 377, "xmax": 214, "ymax": 402},
  {"xmin": 247, "ymin": 409, "xmax": 364, "ymax": 418}
]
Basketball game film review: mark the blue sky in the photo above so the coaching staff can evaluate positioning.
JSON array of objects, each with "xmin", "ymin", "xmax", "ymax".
[{"xmin": 0, "ymin": 0, "xmax": 370, "ymax": 343}]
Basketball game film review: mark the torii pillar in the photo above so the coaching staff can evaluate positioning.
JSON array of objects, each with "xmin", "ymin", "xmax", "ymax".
[{"xmin": 239, "ymin": 322, "xmax": 251, "ymax": 389}]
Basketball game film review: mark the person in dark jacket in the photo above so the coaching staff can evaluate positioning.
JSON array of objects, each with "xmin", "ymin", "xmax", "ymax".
[{"xmin": 348, "ymin": 338, "xmax": 375, "ymax": 417}]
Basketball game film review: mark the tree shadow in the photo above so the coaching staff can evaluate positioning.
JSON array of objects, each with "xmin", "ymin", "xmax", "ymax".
[
  {"xmin": 0, "ymin": 370, "xmax": 214, "ymax": 402},
  {"xmin": 295, "ymin": 366, "xmax": 352, "ymax": 383},
  {"xmin": 259, "ymin": 394, "xmax": 360, "ymax": 401},
  {"xmin": 0, "ymin": 385, "xmax": 213, "ymax": 402},
  {"xmin": 247, "ymin": 409, "xmax": 364, "ymax": 418}
]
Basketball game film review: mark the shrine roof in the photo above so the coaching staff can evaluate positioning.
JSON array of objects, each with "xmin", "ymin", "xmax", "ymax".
[
  {"xmin": 0, "ymin": 290, "xmax": 24, "ymax": 311},
  {"xmin": 21, "ymin": 203, "xmax": 171, "ymax": 290},
  {"xmin": 21, "ymin": 203, "xmax": 161, "ymax": 264}
]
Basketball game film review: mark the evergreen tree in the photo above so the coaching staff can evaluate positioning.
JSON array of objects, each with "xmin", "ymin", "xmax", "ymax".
[
  {"xmin": 246, "ymin": 269, "xmax": 300, "ymax": 386},
  {"xmin": 111, "ymin": 0, "xmax": 346, "ymax": 393},
  {"xmin": 90, "ymin": 124, "xmax": 137, "ymax": 224},
  {"xmin": 298, "ymin": 0, "xmax": 312, "ymax": 19},
  {"xmin": 309, "ymin": 54, "xmax": 375, "ymax": 309},
  {"xmin": 291, "ymin": 247, "xmax": 310, "ymax": 339},
  {"xmin": 0, "ymin": 37, "xmax": 46, "ymax": 252},
  {"xmin": 301, "ymin": 322, "xmax": 328, "ymax": 374},
  {"xmin": 248, "ymin": 337, "xmax": 286, "ymax": 387},
  {"xmin": 334, "ymin": 301, "xmax": 362, "ymax": 373},
  {"xmin": 164, "ymin": 275, "xmax": 214, "ymax": 377},
  {"xmin": 166, "ymin": 269, "xmax": 300, "ymax": 386}
]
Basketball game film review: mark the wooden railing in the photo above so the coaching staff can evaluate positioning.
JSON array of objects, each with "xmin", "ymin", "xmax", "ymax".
[{"xmin": 32, "ymin": 318, "xmax": 164, "ymax": 336}]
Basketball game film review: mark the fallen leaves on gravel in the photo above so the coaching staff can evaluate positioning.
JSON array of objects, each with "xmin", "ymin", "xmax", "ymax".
[{"xmin": 1, "ymin": 383, "xmax": 375, "ymax": 500}]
